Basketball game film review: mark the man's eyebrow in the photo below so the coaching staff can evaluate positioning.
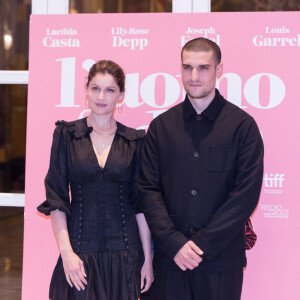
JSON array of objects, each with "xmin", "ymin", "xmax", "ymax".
[{"xmin": 182, "ymin": 63, "xmax": 211, "ymax": 68}]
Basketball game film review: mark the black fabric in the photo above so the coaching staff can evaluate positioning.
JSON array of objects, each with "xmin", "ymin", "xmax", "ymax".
[
  {"xmin": 49, "ymin": 251, "xmax": 141, "ymax": 300},
  {"xmin": 155, "ymin": 268, "xmax": 243, "ymax": 300},
  {"xmin": 37, "ymin": 117, "xmax": 145, "ymax": 300},
  {"xmin": 138, "ymin": 89, "xmax": 264, "ymax": 271}
]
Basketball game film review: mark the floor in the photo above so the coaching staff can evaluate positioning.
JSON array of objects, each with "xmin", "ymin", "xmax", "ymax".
[{"xmin": 0, "ymin": 207, "xmax": 23, "ymax": 300}]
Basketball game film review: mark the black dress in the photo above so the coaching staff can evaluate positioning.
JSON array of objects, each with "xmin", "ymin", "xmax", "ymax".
[{"xmin": 37, "ymin": 118, "xmax": 145, "ymax": 300}]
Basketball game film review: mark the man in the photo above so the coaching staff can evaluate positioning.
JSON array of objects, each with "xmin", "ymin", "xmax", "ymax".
[{"xmin": 138, "ymin": 37, "xmax": 264, "ymax": 300}]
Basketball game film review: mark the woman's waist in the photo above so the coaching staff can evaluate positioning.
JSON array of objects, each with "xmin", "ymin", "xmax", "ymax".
[
  {"xmin": 69, "ymin": 230, "xmax": 141, "ymax": 253},
  {"xmin": 70, "ymin": 181, "xmax": 130, "ymax": 193},
  {"xmin": 68, "ymin": 210, "xmax": 139, "ymax": 243},
  {"xmin": 70, "ymin": 181, "xmax": 131, "ymax": 203}
]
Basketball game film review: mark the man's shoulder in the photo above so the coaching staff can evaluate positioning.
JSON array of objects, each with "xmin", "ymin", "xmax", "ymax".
[
  {"xmin": 152, "ymin": 101, "xmax": 184, "ymax": 124},
  {"xmin": 221, "ymin": 98, "xmax": 254, "ymax": 121}
]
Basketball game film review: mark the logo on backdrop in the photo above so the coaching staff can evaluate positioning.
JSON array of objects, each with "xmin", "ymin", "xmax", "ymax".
[
  {"xmin": 260, "ymin": 204, "xmax": 289, "ymax": 219},
  {"xmin": 180, "ymin": 26, "xmax": 220, "ymax": 46},
  {"xmin": 43, "ymin": 28, "xmax": 80, "ymax": 48},
  {"xmin": 253, "ymin": 25, "xmax": 300, "ymax": 47},
  {"xmin": 263, "ymin": 173, "xmax": 285, "ymax": 194},
  {"xmin": 112, "ymin": 27, "xmax": 149, "ymax": 50},
  {"xmin": 261, "ymin": 173, "xmax": 287, "ymax": 218}
]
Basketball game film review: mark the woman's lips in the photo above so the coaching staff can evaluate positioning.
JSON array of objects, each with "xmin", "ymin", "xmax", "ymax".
[{"xmin": 96, "ymin": 103, "xmax": 106, "ymax": 108}]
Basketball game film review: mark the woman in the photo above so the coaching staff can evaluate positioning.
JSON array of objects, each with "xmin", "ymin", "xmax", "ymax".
[{"xmin": 38, "ymin": 60, "xmax": 154, "ymax": 300}]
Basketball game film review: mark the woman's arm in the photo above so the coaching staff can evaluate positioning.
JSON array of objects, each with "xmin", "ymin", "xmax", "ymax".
[
  {"xmin": 51, "ymin": 209, "xmax": 87, "ymax": 291},
  {"xmin": 135, "ymin": 213, "xmax": 154, "ymax": 293}
]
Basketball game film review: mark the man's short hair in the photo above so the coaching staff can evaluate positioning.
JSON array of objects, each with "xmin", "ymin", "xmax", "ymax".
[{"xmin": 181, "ymin": 37, "xmax": 221, "ymax": 66}]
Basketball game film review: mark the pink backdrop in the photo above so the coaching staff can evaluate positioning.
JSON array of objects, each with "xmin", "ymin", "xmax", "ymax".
[{"xmin": 23, "ymin": 12, "xmax": 300, "ymax": 299}]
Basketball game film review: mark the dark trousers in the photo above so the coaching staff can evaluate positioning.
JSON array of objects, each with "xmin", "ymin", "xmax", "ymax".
[{"xmin": 154, "ymin": 268, "xmax": 243, "ymax": 300}]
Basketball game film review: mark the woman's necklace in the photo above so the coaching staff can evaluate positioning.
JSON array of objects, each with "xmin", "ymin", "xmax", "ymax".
[
  {"xmin": 92, "ymin": 126, "xmax": 117, "ymax": 149},
  {"xmin": 87, "ymin": 116, "xmax": 117, "ymax": 137},
  {"xmin": 92, "ymin": 125, "xmax": 117, "ymax": 137}
]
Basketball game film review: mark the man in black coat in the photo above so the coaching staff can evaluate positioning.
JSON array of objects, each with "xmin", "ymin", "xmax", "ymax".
[{"xmin": 138, "ymin": 37, "xmax": 264, "ymax": 300}]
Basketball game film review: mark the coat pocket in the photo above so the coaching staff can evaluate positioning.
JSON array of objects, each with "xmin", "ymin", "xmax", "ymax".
[{"xmin": 207, "ymin": 142, "xmax": 231, "ymax": 171}]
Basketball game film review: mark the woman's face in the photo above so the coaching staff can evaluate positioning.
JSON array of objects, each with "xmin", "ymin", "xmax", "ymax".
[{"xmin": 86, "ymin": 72, "xmax": 124, "ymax": 116}]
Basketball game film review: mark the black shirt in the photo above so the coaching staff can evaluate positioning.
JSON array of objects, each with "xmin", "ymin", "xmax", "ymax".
[{"xmin": 138, "ymin": 89, "xmax": 264, "ymax": 271}]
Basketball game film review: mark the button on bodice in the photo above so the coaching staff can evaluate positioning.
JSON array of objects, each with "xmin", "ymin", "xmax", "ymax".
[
  {"xmin": 190, "ymin": 189, "xmax": 198, "ymax": 196},
  {"xmin": 68, "ymin": 181, "xmax": 140, "ymax": 252}
]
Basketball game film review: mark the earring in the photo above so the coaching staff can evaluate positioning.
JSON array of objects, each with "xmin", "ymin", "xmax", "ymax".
[
  {"xmin": 85, "ymin": 96, "xmax": 89, "ymax": 109},
  {"xmin": 117, "ymin": 103, "xmax": 122, "ymax": 113},
  {"xmin": 116, "ymin": 99, "xmax": 123, "ymax": 113}
]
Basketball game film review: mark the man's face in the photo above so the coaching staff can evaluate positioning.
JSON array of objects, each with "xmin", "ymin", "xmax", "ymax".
[{"xmin": 181, "ymin": 50, "xmax": 223, "ymax": 101}]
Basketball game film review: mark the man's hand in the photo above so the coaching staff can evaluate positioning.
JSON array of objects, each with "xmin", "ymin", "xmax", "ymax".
[{"xmin": 174, "ymin": 241, "xmax": 203, "ymax": 271}]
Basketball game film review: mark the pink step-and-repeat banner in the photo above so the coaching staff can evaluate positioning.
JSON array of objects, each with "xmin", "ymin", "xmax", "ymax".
[{"xmin": 23, "ymin": 12, "xmax": 300, "ymax": 299}]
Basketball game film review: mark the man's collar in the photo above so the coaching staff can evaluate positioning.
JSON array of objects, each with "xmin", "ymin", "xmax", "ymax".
[{"xmin": 183, "ymin": 89, "xmax": 225, "ymax": 121}]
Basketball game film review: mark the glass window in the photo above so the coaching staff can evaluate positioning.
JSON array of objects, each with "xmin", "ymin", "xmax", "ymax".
[
  {"xmin": 211, "ymin": 0, "xmax": 300, "ymax": 12},
  {"xmin": 69, "ymin": 0, "xmax": 300, "ymax": 13},
  {"xmin": 0, "ymin": 0, "xmax": 31, "ymax": 70},
  {"xmin": 69, "ymin": 0, "xmax": 173, "ymax": 13},
  {"xmin": 0, "ymin": 85, "xmax": 27, "ymax": 193}
]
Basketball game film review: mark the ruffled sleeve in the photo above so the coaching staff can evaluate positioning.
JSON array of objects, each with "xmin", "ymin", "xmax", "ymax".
[{"xmin": 37, "ymin": 122, "xmax": 71, "ymax": 216}]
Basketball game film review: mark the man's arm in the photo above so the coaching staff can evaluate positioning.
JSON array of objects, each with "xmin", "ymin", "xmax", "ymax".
[
  {"xmin": 191, "ymin": 117, "xmax": 264, "ymax": 259},
  {"xmin": 138, "ymin": 120, "xmax": 195, "ymax": 263}
]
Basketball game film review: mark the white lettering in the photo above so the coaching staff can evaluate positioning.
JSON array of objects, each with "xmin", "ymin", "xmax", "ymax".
[
  {"xmin": 46, "ymin": 27, "xmax": 77, "ymax": 36},
  {"xmin": 264, "ymin": 174, "xmax": 285, "ymax": 188},
  {"xmin": 112, "ymin": 36, "xmax": 148, "ymax": 50},
  {"xmin": 216, "ymin": 73, "xmax": 246, "ymax": 108},
  {"xmin": 181, "ymin": 35, "xmax": 220, "ymax": 47},
  {"xmin": 147, "ymin": 109, "xmax": 167, "ymax": 119},
  {"xmin": 43, "ymin": 37, "xmax": 80, "ymax": 48},
  {"xmin": 266, "ymin": 26, "xmax": 290, "ymax": 34},
  {"xmin": 253, "ymin": 34, "xmax": 300, "ymax": 46},
  {"xmin": 124, "ymin": 73, "xmax": 143, "ymax": 108},
  {"xmin": 185, "ymin": 27, "xmax": 215, "ymax": 35},
  {"xmin": 140, "ymin": 73, "xmax": 180, "ymax": 108},
  {"xmin": 78, "ymin": 109, "xmax": 91, "ymax": 119},
  {"xmin": 55, "ymin": 57, "xmax": 79, "ymax": 107},
  {"xmin": 244, "ymin": 73, "xmax": 285, "ymax": 109},
  {"xmin": 82, "ymin": 59, "xmax": 96, "ymax": 73},
  {"xmin": 56, "ymin": 57, "xmax": 286, "ymax": 112}
]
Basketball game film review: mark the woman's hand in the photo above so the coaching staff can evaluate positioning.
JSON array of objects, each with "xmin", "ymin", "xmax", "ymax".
[
  {"xmin": 50, "ymin": 210, "xmax": 87, "ymax": 291},
  {"xmin": 61, "ymin": 249, "xmax": 88, "ymax": 291},
  {"xmin": 135, "ymin": 213, "xmax": 154, "ymax": 293},
  {"xmin": 140, "ymin": 258, "xmax": 154, "ymax": 293}
]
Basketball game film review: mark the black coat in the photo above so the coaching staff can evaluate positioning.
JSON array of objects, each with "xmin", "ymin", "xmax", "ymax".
[{"xmin": 138, "ymin": 89, "xmax": 264, "ymax": 271}]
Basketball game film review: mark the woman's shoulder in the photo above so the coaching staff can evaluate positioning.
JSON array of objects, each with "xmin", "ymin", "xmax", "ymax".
[
  {"xmin": 116, "ymin": 122, "xmax": 145, "ymax": 141},
  {"xmin": 54, "ymin": 118, "xmax": 91, "ymax": 138},
  {"xmin": 55, "ymin": 118, "xmax": 86, "ymax": 128}
]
